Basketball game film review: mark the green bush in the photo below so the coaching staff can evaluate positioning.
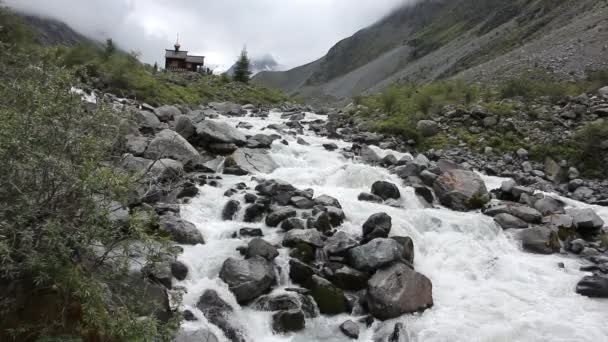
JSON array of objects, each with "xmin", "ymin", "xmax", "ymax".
[{"xmin": 0, "ymin": 45, "xmax": 176, "ymax": 341}]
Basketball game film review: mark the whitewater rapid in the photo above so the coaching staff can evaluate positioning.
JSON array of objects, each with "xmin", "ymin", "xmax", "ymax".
[{"xmin": 176, "ymin": 111, "xmax": 608, "ymax": 342}]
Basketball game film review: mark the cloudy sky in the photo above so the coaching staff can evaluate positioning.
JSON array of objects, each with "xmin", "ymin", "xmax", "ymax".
[{"xmin": 6, "ymin": 0, "xmax": 410, "ymax": 71}]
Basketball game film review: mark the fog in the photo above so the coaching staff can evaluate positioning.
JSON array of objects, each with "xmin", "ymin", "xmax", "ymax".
[{"xmin": 6, "ymin": 0, "xmax": 412, "ymax": 70}]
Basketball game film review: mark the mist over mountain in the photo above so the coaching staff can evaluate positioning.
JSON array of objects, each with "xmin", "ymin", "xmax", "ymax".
[
  {"xmin": 254, "ymin": 0, "xmax": 608, "ymax": 102},
  {"xmin": 224, "ymin": 54, "xmax": 283, "ymax": 76}
]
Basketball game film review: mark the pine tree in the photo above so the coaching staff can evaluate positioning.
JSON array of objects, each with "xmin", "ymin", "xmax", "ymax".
[
  {"xmin": 104, "ymin": 38, "xmax": 115, "ymax": 59},
  {"xmin": 153, "ymin": 61, "xmax": 158, "ymax": 73},
  {"xmin": 233, "ymin": 47, "xmax": 252, "ymax": 83}
]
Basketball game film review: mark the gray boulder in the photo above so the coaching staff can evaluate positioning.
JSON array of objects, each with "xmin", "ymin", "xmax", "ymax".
[
  {"xmin": 358, "ymin": 192, "xmax": 383, "ymax": 203},
  {"xmin": 144, "ymin": 129, "xmax": 201, "ymax": 164},
  {"xmin": 310, "ymin": 275, "xmax": 348, "ymax": 315},
  {"xmin": 134, "ymin": 110, "xmax": 161, "ymax": 131},
  {"xmin": 518, "ymin": 227, "xmax": 560, "ymax": 254},
  {"xmin": 433, "ymin": 169, "xmax": 489, "ymax": 211},
  {"xmin": 348, "ymin": 238, "xmax": 404, "ymax": 272},
  {"xmin": 173, "ymin": 329, "xmax": 219, "ymax": 342},
  {"xmin": 362, "ymin": 212, "xmax": 392, "ymax": 240},
  {"xmin": 283, "ymin": 229, "xmax": 324, "ymax": 248},
  {"xmin": 174, "ymin": 115, "xmax": 196, "ymax": 140},
  {"xmin": 416, "ymin": 120, "xmax": 439, "ymax": 137},
  {"xmin": 219, "ymin": 256, "xmax": 276, "ymax": 303},
  {"xmin": 210, "ymin": 102, "xmax": 245, "ymax": 116},
  {"xmin": 314, "ymin": 195, "xmax": 342, "ymax": 208},
  {"xmin": 576, "ymin": 276, "xmax": 608, "ymax": 298},
  {"xmin": 494, "ymin": 213, "xmax": 528, "ymax": 229},
  {"xmin": 483, "ymin": 201, "xmax": 542, "ymax": 223},
  {"xmin": 246, "ymin": 238, "xmax": 279, "ymax": 261},
  {"xmin": 324, "ymin": 231, "xmax": 359, "ymax": 256},
  {"xmin": 227, "ymin": 148, "xmax": 278, "ymax": 174},
  {"xmin": 154, "ymin": 105, "xmax": 181, "ymax": 122},
  {"xmin": 265, "ymin": 207, "xmax": 297, "ymax": 227},
  {"xmin": 125, "ymin": 135, "xmax": 148, "ymax": 156},
  {"xmin": 195, "ymin": 120, "xmax": 247, "ymax": 145},
  {"xmin": 339, "ymin": 320, "xmax": 360, "ymax": 339},
  {"xmin": 533, "ymin": 197, "xmax": 565, "ymax": 216},
  {"xmin": 222, "ymin": 200, "xmax": 241, "ymax": 221},
  {"xmin": 246, "ymin": 134, "xmax": 275, "ymax": 149},
  {"xmin": 159, "ymin": 214, "xmax": 204, "ymax": 245},
  {"xmin": 272, "ymin": 310, "xmax": 305, "ymax": 333},
  {"xmin": 366, "ymin": 262, "xmax": 433, "ymax": 320},
  {"xmin": 371, "ymin": 181, "xmax": 401, "ymax": 200},
  {"xmin": 196, "ymin": 290, "xmax": 247, "ymax": 342},
  {"xmin": 567, "ymin": 208, "xmax": 604, "ymax": 231}
]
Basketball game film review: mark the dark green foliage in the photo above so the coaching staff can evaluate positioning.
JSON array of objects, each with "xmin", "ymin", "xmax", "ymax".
[
  {"xmin": 499, "ymin": 72, "xmax": 582, "ymax": 102},
  {"xmin": 233, "ymin": 48, "xmax": 252, "ymax": 83},
  {"xmin": 0, "ymin": 8, "xmax": 178, "ymax": 341}
]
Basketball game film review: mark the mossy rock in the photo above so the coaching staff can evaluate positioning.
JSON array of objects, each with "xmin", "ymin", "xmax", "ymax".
[
  {"xmin": 289, "ymin": 242, "xmax": 315, "ymax": 263},
  {"xmin": 558, "ymin": 226, "xmax": 578, "ymax": 241},
  {"xmin": 310, "ymin": 275, "xmax": 348, "ymax": 315}
]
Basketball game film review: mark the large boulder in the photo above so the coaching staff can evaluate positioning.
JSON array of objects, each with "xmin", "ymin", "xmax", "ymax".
[
  {"xmin": 153, "ymin": 105, "xmax": 181, "ymax": 122},
  {"xmin": 196, "ymin": 290, "xmax": 247, "ymax": 342},
  {"xmin": 195, "ymin": 120, "xmax": 247, "ymax": 146},
  {"xmin": 322, "ymin": 262, "xmax": 369, "ymax": 291},
  {"xmin": 518, "ymin": 226, "xmax": 560, "ymax": 254},
  {"xmin": 246, "ymin": 134, "xmax": 275, "ymax": 148},
  {"xmin": 283, "ymin": 229, "xmax": 324, "ymax": 248},
  {"xmin": 416, "ymin": 120, "xmax": 440, "ymax": 137},
  {"xmin": 133, "ymin": 110, "xmax": 161, "ymax": 132},
  {"xmin": 265, "ymin": 207, "xmax": 297, "ymax": 227},
  {"xmin": 339, "ymin": 320, "xmax": 360, "ymax": 339},
  {"xmin": 323, "ymin": 231, "xmax": 359, "ymax": 256},
  {"xmin": 567, "ymin": 208, "xmax": 604, "ymax": 232},
  {"xmin": 310, "ymin": 275, "xmax": 348, "ymax": 315},
  {"xmin": 174, "ymin": 115, "xmax": 196, "ymax": 140},
  {"xmin": 314, "ymin": 195, "xmax": 342, "ymax": 208},
  {"xmin": 533, "ymin": 197, "xmax": 565, "ymax": 216},
  {"xmin": 493, "ymin": 213, "xmax": 528, "ymax": 229},
  {"xmin": 366, "ymin": 263, "xmax": 433, "ymax": 320},
  {"xmin": 433, "ymin": 169, "xmax": 489, "ymax": 211},
  {"xmin": 362, "ymin": 213, "xmax": 392, "ymax": 240},
  {"xmin": 272, "ymin": 310, "xmax": 306, "ymax": 333},
  {"xmin": 348, "ymin": 238, "xmax": 404, "ymax": 272},
  {"xmin": 576, "ymin": 276, "xmax": 608, "ymax": 298},
  {"xmin": 483, "ymin": 201, "xmax": 542, "ymax": 223},
  {"xmin": 222, "ymin": 200, "xmax": 241, "ymax": 221},
  {"xmin": 246, "ymin": 238, "xmax": 279, "ymax": 261},
  {"xmin": 210, "ymin": 102, "xmax": 245, "ymax": 116},
  {"xmin": 144, "ymin": 129, "xmax": 201, "ymax": 164},
  {"xmin": 371, "ymin": 181, "xmax": 401, "ymax": 200},
  {"xmin": 219, "ymin": 256, "xmax": 276, "ymax": 303},
  {"xmin": 227, "ymin": 148, "xmax": 278, "ymax": 174},
  {"xmin": 158, "ymin": 214, "xmax": 204, "ymax": 245}
]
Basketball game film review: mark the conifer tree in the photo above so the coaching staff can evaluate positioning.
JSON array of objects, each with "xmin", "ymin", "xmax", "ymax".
[{"xmin": 233, "ymin": 47, "xmax": 252, "ymax": 83}]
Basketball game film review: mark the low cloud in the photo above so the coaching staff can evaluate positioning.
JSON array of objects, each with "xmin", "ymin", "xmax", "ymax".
[{"xmin": 6, "ymin": 0, "xmax": 411, "ymax": 70}]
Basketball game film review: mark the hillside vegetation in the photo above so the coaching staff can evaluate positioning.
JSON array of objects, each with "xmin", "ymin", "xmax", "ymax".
[{"xmin": 351, "ymin": 72, "xmax": 608, "ymax": 178}]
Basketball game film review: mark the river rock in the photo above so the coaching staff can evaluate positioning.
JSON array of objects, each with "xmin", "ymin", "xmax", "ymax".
[
  {"xmin": 483, "ymin": 201, "xmax": 542, "ymax": 223},
  {"xmin": 518, "ymin": 226, "xmax": 560, "ymax": 254},
  {"xmin": 227, "ymin": 148, "xmax": 278, "ymax": 174},
  {"xmin": 348, "ymin": 238, "xmax": 404, "ymax": 272},
  {"xmin": 534, "ymin": 197, "xmax": 565, "ymax": 216},
  {"xmin": 416, "ymin": 120, "xmax": 439, "ymax": 137},
  {"xmin": 196, "ymin": 289, "xmax": 247, "ymax": 342},
  {"xmin": 391, "ymin": 236, "xmax": 415, "ymax": 264},
  {"xmin": 358, "ymin": 192, "xmax": 383, "ymax": 203},
  {"xmin": 246, "ymin": 238, "xmax": 279, "ymax": 261},
  {"xmin": 314, "ymin": 195, "xmax": 342, "ymax": 208},
  {"xmin": 266, "ymin": 207, "xmax": 297, "ymax": 227},
  {"xmin": 144, "ymin": 129, "xmax": 201, "ymax": 164},
  {"xmin": 158, "ymin": 214, "xmax": 204, "ymax": 245},
  {"xmin": 371, "ymin": 181, "xmax": 401, "ymax": 200},
  {"xmin": 154, "ymin": 105, "xmax": 181, "ymax": 122},
  {"xmin": 576, "ymin": 276, "xmax": 608, "ymax": 298},
  {"xmin": 324, "ymin": 231, "xmax": 359, "ymax": 256},
  {"xmin": 219, "ymin": 256, "xmax": 276, "ymax": 303},
  {"xmin": 366, "ymin": 262, "xmax": 433, "ymax": 320},
  {"xmin": 134, "ymin": 110, "xmax": 161, "ymax": 132},
  {"xmin": 195, "ymin": 120, "xmax": 247, "ymax": 146},
  {"xmin": 210, "ymin": 102, "xmax": 244, "ymax": 116},
  {"xmin": 222, "ymin": 200, "xmax": 241, "ymax": 221},
  {"xmin": 170, "ymin": 260, "xmax": 188, "ymax": 281},
  {"xmin": 280, "ymin": 218, "xmax": 307, "ymax": 231},
  {"xmin": 362, "ymin": 213, "xmax": 392, "ymax": 240},
  {"xmin": 322, "ymin": 262, "xmax": 369, "ymax": 291},
  {"xmin": 340, "ymin": 320, "xmax": 360, "ymax": 339},
  {"xmin": 283, "ymin": 229, "xmax": 324, "ymax": 248},
  {"xmin": 567, "ymin": 208, "xmax": 604, "ymax": 232},
  {"xmin": 289, "ymin": 258, "xmax": 316, "ymax": 286},
  {"xmin": 433, "ymin": 169, "xmax": 489, "ymax": 211},
  {"xmin": 310, "ymin": 275, "xmax": 348, "ymax": 315},
  {"xmin": 246, "ymin": 134, "xmax": 275, "ymax": 148},
  {"xmin": 272, "ymin": 310, "xmax": 305, "ymax": 333},
  {"xmin": 494, "ymin": 213, "xmax": 528, "ymax": 229},
  {"xmin": 290, "ymin": 196, "xmax": 315, "ymax": 209},
  {"xmin": 174, "ymin": 115, "xmax": 196, "ymax": 140}
]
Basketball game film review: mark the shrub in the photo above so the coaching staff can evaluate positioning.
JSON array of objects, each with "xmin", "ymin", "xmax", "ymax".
[{"xmin": 0, "ymin": 46, "xmax": 176, "ymax": 341}]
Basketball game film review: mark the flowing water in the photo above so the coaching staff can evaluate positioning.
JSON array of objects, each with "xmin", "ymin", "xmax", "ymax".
[{"xmin": 175, "ymin": 111, "xmax": 608, "ymax": 342}]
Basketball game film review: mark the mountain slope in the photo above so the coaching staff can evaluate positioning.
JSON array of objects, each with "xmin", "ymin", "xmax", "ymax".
[
  {"xmin": 18, "ymin": 14, "xmax": 95, "ymax": 46},
  {"xmin": 254, "ymin": 0, "xmax": 608, "ymax": 102},
  {"xmin": 225, "ymin": 54, "xmax": 283, "ymax": 76}
]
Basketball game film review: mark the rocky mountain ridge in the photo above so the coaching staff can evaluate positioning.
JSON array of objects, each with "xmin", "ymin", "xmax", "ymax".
[{"xmin": 254, "ymin": 0, "xmax": 608, "ymax": 103}]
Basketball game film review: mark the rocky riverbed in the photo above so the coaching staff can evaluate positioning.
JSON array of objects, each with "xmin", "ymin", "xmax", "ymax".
[{"xmin": 96, "ymin": 92, "xmax": 608, "ymax": 341}]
